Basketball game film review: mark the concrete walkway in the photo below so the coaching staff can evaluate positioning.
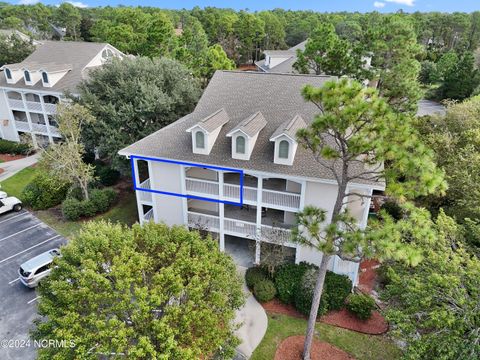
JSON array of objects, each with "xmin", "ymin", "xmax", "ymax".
[
  {"xmin": 235, "ymin": 266, "xmax": 268, "ymax": 359},
  {"xmin": 0, "ymin": 153, "xmax": 40, "ymax": 182}
]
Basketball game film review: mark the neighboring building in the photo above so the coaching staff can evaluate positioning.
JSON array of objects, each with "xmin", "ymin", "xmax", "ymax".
[
  {"xmin": 0, "ymin": 29, "xmax": 42, "ymax": 46},
  {"xmin": 0, "ymin": 41, "xmax": 123, "ymax": 147},
  {"xmin": 119, "ymin": 71, "xmax": 384, "ymax": 285},
  {"xmin": 255, "ymin": 41, "xmax": 306, "ymax": 73}
]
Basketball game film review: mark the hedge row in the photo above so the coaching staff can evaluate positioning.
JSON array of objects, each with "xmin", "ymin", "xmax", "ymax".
[
  {"xmin": 0, "ymin": 139, "xmax": 33, "ymax": 155},
  {"xmin": 62, "ymin": 188, "xmax": 117, "ymax": 221}
]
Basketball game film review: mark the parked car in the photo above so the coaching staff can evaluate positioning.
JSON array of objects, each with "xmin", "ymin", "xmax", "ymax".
[
  {"xmin": 0, "ymin": 190, "xmax": 22, "ymax": 214},
  {"xmin": 18, "ymin": 249, "xmax": 61, "ymax": 288}
]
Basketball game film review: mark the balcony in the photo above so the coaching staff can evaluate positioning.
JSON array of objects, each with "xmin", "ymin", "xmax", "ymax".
[
  {"xmin": 14, "ymin": 120, "xmax": 61, "ymax": 137},
  {"xmin": 8, "ymin": 99, "xmax": 57, "ymax": 114},
  {"xmin": 143, "ymin": 208, "xmax": 154, "ymax": 222},
  {"xmin": 137, "ymin": 178, "xmax": 153, "ymax": 203},
  {"xmin": 185, "ymin": 175, "xmax": 301, "ymax": 210}
]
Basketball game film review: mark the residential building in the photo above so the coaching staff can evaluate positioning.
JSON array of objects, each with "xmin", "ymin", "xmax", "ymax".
[
  {"xmin": 119, "ymin": 71, "xmax": 384, "ymax": 285},
  {"xmin": 0, "ymin": 41, "xmax": 123, "ymax": 147},
  {"xmin": 255, "ymin": 41, "xmax": 306, "ymax": 73}
]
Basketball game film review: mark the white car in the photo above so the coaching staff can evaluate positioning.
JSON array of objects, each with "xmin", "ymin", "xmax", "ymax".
[
  {"xmin": 19, "ymin": 249, "xmax": 61, "ymax": 288},
  {"xmin": 0, "ymin": 191, "xmax": 22, "ymax": 215}
]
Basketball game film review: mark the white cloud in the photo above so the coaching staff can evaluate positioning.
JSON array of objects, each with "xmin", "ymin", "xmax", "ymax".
[
  {"xmin": 18, "ymin": 0, "xmax": 39, "ymax": 4},
  {"xmin": 373, "ymin": 1, "xmax": 386, "ymax": 8},
  {"xmin": 66, "ymin": 1, "xmax": 89, "ymax": 7},
  {"xmin": 385, "ymin": 0, "xmax": 415, "ymax": 6}
]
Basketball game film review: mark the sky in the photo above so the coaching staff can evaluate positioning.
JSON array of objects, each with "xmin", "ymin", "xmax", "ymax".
[{"xmin": 8, "ymin": 0, "xmax": 480, "ymax": 13}]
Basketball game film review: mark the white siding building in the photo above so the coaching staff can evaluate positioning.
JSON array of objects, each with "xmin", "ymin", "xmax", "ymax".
[
  {"xmin": 120, "ymin": 71, "xmax": 384, "ymax": 286},
  {"xmin": 0, "ymin": 41, "xmax": 123, "ymax": 147}
]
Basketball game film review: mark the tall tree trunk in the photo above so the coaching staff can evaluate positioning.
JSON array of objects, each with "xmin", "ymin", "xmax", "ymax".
[{"xmin": 302, "ymin": 253, "xmax": 331, "ymax": 360}]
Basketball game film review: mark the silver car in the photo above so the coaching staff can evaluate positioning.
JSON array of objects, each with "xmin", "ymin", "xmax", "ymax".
[{"xmin": 18, "ymin": 249, "xmax": 60, "ymax": 288}]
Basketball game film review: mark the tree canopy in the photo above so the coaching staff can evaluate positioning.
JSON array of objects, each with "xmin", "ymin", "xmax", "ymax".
[
  {"xmin": 32, "ymin": 221, "xmax": 245, "ymax": 359},
  {"xmin": 0, "ymin": 33, "xmax": 34, "ymax": 67},
  {"xmin": 78, "ymin": 57, "xmax": 201, "ymax": 171}
]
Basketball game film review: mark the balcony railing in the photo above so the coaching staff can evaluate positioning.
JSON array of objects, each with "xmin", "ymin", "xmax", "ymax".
[
  {"xmin": 43, "ymin": 103, "xmax": 57, "ymax": 114},
  {"xmin": 26, "ymin": 101, "xmax": 43, "ymax": 112},
  {"xmin": 8, "ymin": 99, "xmax": 57, "ymax": 114},
  {"xmin": 14, "ymin": 120, "xmax": 30, "ymax": 131},
  {"xmin": 8, "ymin": 99, "xmax": 24, "ymax": 109},
  {"xmin": 187, "ymin": 211, "xmax": 293, "ymax": 243},
  {"xmin": 143, "ymin": 208, "xmax": 154, "ymax": 222},
  {"xmin": 137, "ymin": 178, "xmax": 152, "ymax": 203},
  {"xmin": 185, "ymin": 177, "xmax": 301, "ymax": 210},
  {"xmin": 30, "ymin": 122, "xmax": 48, "ymax": 133},
  {"xmin": 14, "ymin": 120, "xmax": 61, "ymax": 137}
]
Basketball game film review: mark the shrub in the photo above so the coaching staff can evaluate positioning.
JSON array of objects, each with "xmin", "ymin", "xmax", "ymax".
[
  {"xmin": 274, "ymin": 262, "xmax": 315, "ymax": 305},
  {"xmin": 21, "ymin": 173, "xmax": 70, "ymax": 210},
  {"xmin": 62, "ymin": 198, "xmax": 82, "ymax": 221},
  {"xmin": 90, "ymin": 188, "xmax": 115, "ymax": 213},
  {"xmin": 253, "ymin": 279, "xmax": 277, "ymax": 303},
  {"xmin": 0, "ymin": 139, "xmax": 32, "ymax": 155},
  {"xmin": 294, "ymin": 268, "xmax": 329, "ymax": 317},
  {"xmin": 380, "ymin": 199, "xmax": 404, "ymax": 220},
  {"xmin": 346, "ymin": 293, "xmax": 376, "ymax": 320},
  {"xmin": 96, "ymin": 164, "xmax": 120, "ymax": 186},
  {"xmin": 324, "ymin": 271, "xmax": 352, "ymax": 310},
  {"xmin": 245, "ymin": 267, "xmax": 268, "ymax": 289}
]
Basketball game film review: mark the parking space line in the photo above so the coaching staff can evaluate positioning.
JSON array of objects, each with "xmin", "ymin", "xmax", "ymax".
[
  {"xmin": 0, "ymin": 235, "xmax": 61, "ymax": 265},
  {"xmin": 8, "ymin": 277, "xmax": 19, "ymax": 285},
  {"xmin": 0, "ymin": 223, "xmax": 41, "ymax": 243},
  {"xmin": 0, "ymin": 212, "xmax": 28, "ymax": 225},
  {"xmin": 27, "ymin": 296, "xmax": 40, "ymax": 305}
]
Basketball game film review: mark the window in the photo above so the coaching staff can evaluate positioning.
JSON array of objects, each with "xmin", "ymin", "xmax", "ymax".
[
  {"xmin": 24, "ymin": 70, "xmax": 31, "ymax": 82},
  {"xmin": 34, "ymin": 263, "xmax": 51, "ymax": 276},
  {"xmin": 42, "ymin": 72, "xmax": 49, "ymax": 83},
  {"xmin": 279, "ymin": 140, "xmax": 289, "ymax": 159},
  {"xmin": 236, "ymin": 136, "xmax": 246, "ymax": 154},
  {"xmin": 195, "ymin": 131, "xmax": 205, "ymax": 149},
  {"xmin": 5, "ymin": 68, "xmax": 12, "ymax": 80}
]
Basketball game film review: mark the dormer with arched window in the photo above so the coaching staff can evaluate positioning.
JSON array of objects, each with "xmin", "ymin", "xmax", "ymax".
[
  {"xmin": 186, "ymin": 109, "xmax": 229, "ymax": 155},
  {"xmin": 269, "ymin": 115, "xmax": 306, "ymax": 166},
  {"xmin": 226, "ymin": 112, "xmax": 266, "ymax": 160},
  {"xmin": 41, "ymin": 71, "xmax": 49, "ymax": 85},
  {"xmin": 24, "ymin": 70, "xmax": 32, "ymax": 84}
]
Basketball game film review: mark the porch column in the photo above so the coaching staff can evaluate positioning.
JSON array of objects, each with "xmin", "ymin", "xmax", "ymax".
[
  {"xmin": 255, "ymin": 175, "xmax": 263, "ymax": 265},
  {"xmin": 39, "ymin": 95, "xmax": 53, "ymax": 143},
  {"xmin": 180, "ymin": 165, "xmax": 188, "ymax": 227},
  {"xmin": 20, "ymin": 92, "xmax": 37, "ymax": 148},
  {"xmin": 133, "ymin": 158, "xmax": 144, "ymax": 224},
  {"xmin": 295, "ymin": 180, "xmax": 307, "ymax": 264},
  {"xmin": 219, "ymin": 171, "xmax": 225, "ymax": 251}
]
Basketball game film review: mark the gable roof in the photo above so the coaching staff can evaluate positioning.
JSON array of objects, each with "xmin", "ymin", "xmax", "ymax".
[
  {"xmin": 0, "ymin": 41, "xmax": 118, "ymax": 93},
  {"xmin": 270, "ymin": 115, "xmax": 307, "ymax": 141},
  {"xmin": 186, "ymin": 108, "xmax": 229, "ymax": 133},
  {"xmin": 226, "ymin": 112, "xmax": 267, "ymax": 137},
  {"xmin": 255, "ymin": 39, "xmax": 308, "ymax": 74},
  {"xmin": 120, "ymin": 71, "xmax": 382, "ymax": 187}
]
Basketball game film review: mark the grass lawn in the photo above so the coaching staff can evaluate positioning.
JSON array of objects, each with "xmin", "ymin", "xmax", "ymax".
[
  {"xmin": 0, "ymin": 166, "xmax": 38, "ymax": 198},
  {"xmin": 251, "ymin": 314, "xmax": 402, "ymax": 360}
]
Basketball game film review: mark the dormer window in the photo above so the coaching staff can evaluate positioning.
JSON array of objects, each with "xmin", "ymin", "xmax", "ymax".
[
  {"xmin": 42, "ymin": 72, "xmax": 49, "ymax": 84},
  {"xmin": 5, "ymin": 68, "xmax": 12, "ymax": 80},
  {"xmin": 195, "ymin": 131, "xmax": 205, "ymax": 149},
  {"xmin": 278, "ymin": 140, "xmax": 289, "ymax": 159},
  {"xmin": 24, "ymin": 70, "xmax": 31, "ymax": 83},
  {"xmin": 236, "ymin": 136, "xmax": 246, "ymax": 154}
]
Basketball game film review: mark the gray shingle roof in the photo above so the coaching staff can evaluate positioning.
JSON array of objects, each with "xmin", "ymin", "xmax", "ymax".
[
  {"xmin": 0, "ymin": 41, "xmax": 115, "ymax": 93},
  {"xmin": 270, "ymin": 115, "xmax": 307, "ymax": 141},
  {"xmin": 255, "ymin": 40, "xmax": 307, "ymax": 74},
  {"xmin": 186, "ymin": 108, "xmax": 229, "ymax": 133},
  {"xmin": 119, "ymin": 71, "xmax": 381, "ymax": 187},
  {"xmin": 227, "ymin": 112, "xmax": 267, "ymax": 137}
]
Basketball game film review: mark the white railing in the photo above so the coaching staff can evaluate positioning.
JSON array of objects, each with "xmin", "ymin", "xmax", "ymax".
[
  {"xmin": 49, "ymin": 125, "xmax": 61, "ymax": 137},
  {"xmin": 43, "ymin": 103, "xmax": 57, "ymax": 114},
  {"xmin": 224, "ymin": 183, "xmax": 257, "ymax": 202},
  {"xmin": 14, "ymin": 120, "xmax": 30, "ymax": 131},
  {"xmin": 137, "ymin": 178, "xmax": 152, "ymax": 203},
  {"xmin": 143, "ymin": 208, "xmax": 154, "ymax": 222},
  {"xmin": 186, "ymin": 178, "xmax": 219, "ymax": 196},
  {"xmin": 8, "ymin": 99, "xmax": 24, "ymax": 109},
  {"xmin": 261, "ymin": 224, "xmax": 293, "ymax": 245},
  {"xmin": 30, "ymin": 123, "xmax": 48, "ymax": 133},
  {"xmin": 262, "ymin": 189, "xmax": 301, "ymax": 209},
  {"xmin": 188, "ymin": 211, "xmax": 220, "ymax": 231},
  {"xmin": 224, "ymin": 217, "xmax": 257, "ymax": 238},
  {"xmin": 26, "ymin": 101, "xmax": 43, "ymax": 112}
]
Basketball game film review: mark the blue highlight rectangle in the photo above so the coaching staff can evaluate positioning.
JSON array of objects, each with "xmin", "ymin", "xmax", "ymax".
[{"xmin": 131, "ymin": 155, "xmax": 244, "ymax": 206}]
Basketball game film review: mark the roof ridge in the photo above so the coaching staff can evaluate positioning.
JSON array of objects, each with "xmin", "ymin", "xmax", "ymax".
[
  {"xmin": 285, "ymin": 114, "xmax": 302, "ymax": 131},
  {"xmin": 218, "ymin": 70, "xmax": 336, "ymax": 79},
  {"xmin": 242, "ymin": 111, "xmax": 262, "ymax": 127},
  {"xmin": 200, "ymin": 108, "xmax": 224, "ymax": 123}
]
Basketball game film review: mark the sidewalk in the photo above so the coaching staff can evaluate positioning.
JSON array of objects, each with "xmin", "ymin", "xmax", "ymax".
[{"xmin": 0, "ymin": 153, "xmax": 40, "ymax": 182}]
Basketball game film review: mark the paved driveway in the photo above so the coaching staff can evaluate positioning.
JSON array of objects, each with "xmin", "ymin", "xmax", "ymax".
[{"xmin": 0, "ymin": 210, "xmax": 66, "ymax": 360}]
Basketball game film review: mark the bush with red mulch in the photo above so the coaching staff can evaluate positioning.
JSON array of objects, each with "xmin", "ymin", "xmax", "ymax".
[
  {"xmin": 358, "ymin": 259, "xmax": 381, "ymax": 294},
  {"xmin": 274, "ymin": 335, "xmax": 355, "ymax": 360},
  {"xmin": 262, "ymin": 299, "xmax": 388, "ymax": 335}
]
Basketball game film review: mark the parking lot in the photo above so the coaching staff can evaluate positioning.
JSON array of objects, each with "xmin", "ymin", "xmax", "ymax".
[{"xmin": 0, "ymin": 210, "xmax": 66, "ymax": 360}]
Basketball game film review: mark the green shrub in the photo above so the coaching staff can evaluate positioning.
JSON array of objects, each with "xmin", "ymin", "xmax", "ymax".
[
  {"xmin": 380, "ymin": 199, "xmax": 404, "ymax": 220},
  {"xmin": 294, "ymin": 268, "xmax": 329, "ymax": 317},
  {"xmin": 245, "ymin": 267, "xmax": 268, "ymax": 289},
  {"xmin": 90, "ymin": 189, "xmax": 110, "ymax": 213},
  {"xmin": 80, "ymin": 199, "xmax": 97, "ymax": 217},
  {"xmin": 0, "ymin": 139, "xmax": 32, "ymax": 155},
  {"xmin": 274, "ymin": 262, "xmax": 315, "ymax": 305},
  {"xmin": 96, "ymin": 165, "xmax": 120, "ymax": 186},
  {"xmin": 21, "ymin": 173, "xmax": 70, "ymax": 210},
  {"xmin": 253, "ymin": 279, "xmax": 277, "ymax": 303},
  {"xmin": 346, "ymin": 293, "xmax": 376, "ymax": 320},
  {"xmin": 62, "ymin": 198, "xmax": 82, "ymax": 221},
  {"xmin": 324, "ymin": 271, "xmax": 352, "ymax": 310}
]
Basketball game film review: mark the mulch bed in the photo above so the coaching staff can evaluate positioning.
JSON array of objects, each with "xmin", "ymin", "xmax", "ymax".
[
  {"xmin": 262, "ymin": 299, "xmax": 388, "ymax": 335},
  {"xmin": 358, "ymin": 259, "xmax": 381, "ymax": 294},
  {"xmin": 274, "ymin": 335, "xmax": 355, "ymax": 360},
  {"xmin": 0, "ymin": 154, "xmax": 26, "ymax": 162}
]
